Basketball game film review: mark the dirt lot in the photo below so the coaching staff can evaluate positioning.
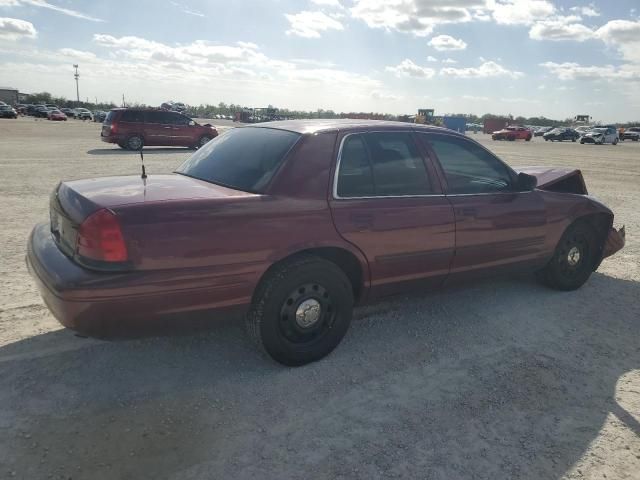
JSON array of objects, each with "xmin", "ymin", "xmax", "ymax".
[{"xmin": 0, "ymin": 117, "xmax": 638, "ymax": 480}]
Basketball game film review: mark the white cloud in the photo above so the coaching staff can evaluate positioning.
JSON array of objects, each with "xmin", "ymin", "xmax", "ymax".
[
  {"xmin": 285, "ymin": 11, "xmax": 343, "ymax": 38},
  {"xmin": 350, "ymin": 0, "xmax": 487, "ymax": 37},
  {"xmin": 0, "ymin": 16, "xmax": 35, "ymax": 40},
  {"xmin": 169, "ymin": 1, "xmax": 205, "ymax": 17},
  {"xmin": 462, "ymin": 94, "xmax": 489, "ymax": 100},
  {"xmin": 540, "ymin": 61, "xmax": 640, "ymax": 81},
  {"xmin": 371, "ymin": 90, "xmax": 401, "ymax": 100},
  {"xmin": 595, "ymin": 20, "xmax": 640, "ymax": 64},
  {"xmin": 385, "ymin": 59, "xmax": 436, "ymax": 78},
  {"xmin": 1, "ymin": 0, "xmax": 103, "ymax": 21},
  {"xmin": 58, "ymin": 47, "xmax": 96, "ymax": 60},
  {"xmin": 428, "ymin": 34, "xmax": 467, "ymax": 51},
  {"xmin": 490, "ymin": 0, "xmax": 555, "ymax": 26},
  {"xmin": 442, "ymin": 58, "xmax": 457, "ymax": 64},
  {"xmin": 441, "ymin": 60, "xmax": 523, "ymax": 78},
  {"xmin": 529, "ymin": 16, "xmax": 595, "ymax": 41},
  {"xmin": 427, "ymin": 55, "xmax": 437, "ymax": 62},
  {"xmin": 570, "ymin": 4, "xmax": 600, "ymax": 17}
]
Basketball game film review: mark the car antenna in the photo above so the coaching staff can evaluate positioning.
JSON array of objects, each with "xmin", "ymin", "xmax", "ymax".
[{"xmin": 139, "ymin": 146, "xmax": 147, "ymax": 181}]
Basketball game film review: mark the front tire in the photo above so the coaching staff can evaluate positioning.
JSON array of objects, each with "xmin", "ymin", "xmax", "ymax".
[
  {"xmin": 246, "ymin": 256, "xmax": 354, "ymax": 366},
  {"xmin": 538, "ymin": 222, "xmax": 597, "ymax": 291},
  {"xmin": 197, "ymin": 135, "xmax": 212, "ymax": 149}
]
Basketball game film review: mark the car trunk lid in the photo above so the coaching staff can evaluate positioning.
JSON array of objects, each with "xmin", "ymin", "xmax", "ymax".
[{"xmin": 50, "ymin": 174, "xmax": 254, "ymax": 261}]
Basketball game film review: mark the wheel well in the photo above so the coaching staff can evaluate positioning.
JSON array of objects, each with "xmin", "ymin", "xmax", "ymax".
[
  {"xmin": 260, "ymin": 248, "xmax": 365, "ymax": 302},
  {"xmin": 573, "ymin": 212, "xmax": 612, "ymax": 265}
]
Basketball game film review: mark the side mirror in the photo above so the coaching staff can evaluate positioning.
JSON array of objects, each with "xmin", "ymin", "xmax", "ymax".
[
  {"xmin": 517, "ymin": 172, "xmax": 537, "ymax": 191},
  {"xmin": 188, "ymin": 120, "xmax": 196, "ymax": 126}
]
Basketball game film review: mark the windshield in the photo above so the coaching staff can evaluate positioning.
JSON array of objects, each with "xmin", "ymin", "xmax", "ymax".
[
  {"xmin": 592, "ymin": 128, "xmax": 606, "ymax": 133},
  {"xmin": 176, "ymin": 127, "xmax": 300, "ymax": 193}
]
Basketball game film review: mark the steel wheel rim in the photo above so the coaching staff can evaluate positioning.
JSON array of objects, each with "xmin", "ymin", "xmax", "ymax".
[
  {"xmin": 200, "ymin": 136, "xmax": 210, "ymax": 147},
  {"xmin": 558, "ymin": 234, "xmax": 589, "ymax": 278},
  {"xmin": 279, "ymin": 283, "xmax": 336, "ymax": 345}
]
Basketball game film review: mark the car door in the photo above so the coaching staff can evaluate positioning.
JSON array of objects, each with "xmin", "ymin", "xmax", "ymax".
[
  {"xmin": 169, "ymin": 112, "xmax": 194, "ymax": 146},
  {"xmin": 418, "ymin": 132, "xmax": 548, "ymax": 280},
  {"xmin": 143, "ymin": 111, "xmax": 174, "ymax": 146},
  {"xmin": 329, "ymin": 130, "xmax": 455, "ymax": 298}
]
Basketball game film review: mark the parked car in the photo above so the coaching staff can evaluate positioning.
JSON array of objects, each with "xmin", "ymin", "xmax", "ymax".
[
  {"xmin": 60, "ymin": 108, "xmax": 75, "ymax": 118},
  {"xmin": 534, "ymin": 126, "xmax": 552, "ymax": 137},
  {"xmin": 543, "ymin": 127, "xmax": 580, "ymax": 142},
  {"xmin": 580, "ymin": 127, "xmax": 619, "ymax": 145},
  {"xmin": 574, "ymin": 125, "xmax": 593, "ymax": 135},
  {"xmin": 33, "ymin": 106, "xmax": 53, "ymax": 118},
  {"xmin": 101, "ymin": 108, "xmax": 218, "ymax": 149},
  {"xmin": 620, "ymin": 127, "xmax": 640, "ymax": 142},
  {"xmin": 74, "ymin": 108, "xmax": 93, "ymax": 120},
  {"xmin": 27, "ymin": 120, "xmax": 625, "ymax": 365},
  {"xmin": 93, "ymin": 110, "xmax": 107, "ymax": 123},
  {"xmin": 47, "ymin": 110, "xmax": 67, "ymax": 121},
  {"xmin": 0, "ymin": 104, "xmax": 18, "ymax": 118},
  {"xmin": 491, "ymin": 126, "xmax": 532, "ymax": 141}
]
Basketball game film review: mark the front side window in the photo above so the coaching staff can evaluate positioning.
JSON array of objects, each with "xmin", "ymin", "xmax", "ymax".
[
  {"xmin": 176, "ymin": 127, "xmax": 300, "ymax": 193},
  {"xmin": 422, "ymin": 133, "xmax": 514, "ymax": 194},
  {"xmin": 336, "ymin": 132, "xmax": 432, "ymax": 198}
]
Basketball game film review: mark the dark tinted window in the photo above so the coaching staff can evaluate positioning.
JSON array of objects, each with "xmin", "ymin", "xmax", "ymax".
[
  {"xmin": 172, "ymin": 114, "xmax": 192, "ymax": 125},
  {"xmin": 337, "ymin": 132, "xmax": 431, "ymax": 197},
  {"xmin": 423, "ymin": 134, "xmax": 514, "ymax": 194},
  {"xmin": 365, "ymin": 132, "xmax": 431, "ymax": 196},
  {"xmin": 144, "ymin": 111, "xmax": 175, "ymax": 124},
  {"xmin": 120, "ymin": 110, "xmax": 144, "ymax": 123},
  {"xmin": 337, "ymin": 135, "xmax": 374, "ymax": 197},
  {"xmin": 176, "ymin": 127, "xmax": 300, "ymax": 193}
]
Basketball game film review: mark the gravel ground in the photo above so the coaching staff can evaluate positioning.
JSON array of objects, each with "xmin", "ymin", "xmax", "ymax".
[{"xmin": 0, "ymin": 117, "xmax": 638, "ymax": 480}]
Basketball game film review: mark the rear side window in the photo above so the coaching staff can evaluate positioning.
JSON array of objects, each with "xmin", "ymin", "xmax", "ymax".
[
  {"xmin": 422, "ymin": 133, "xmax": 514, "ymax": 194},
  {"xmin": 336, "ymin": 132, "xmax": 431, "ymax": 198},
  {"xmin": 120, "ymin": 110, "xmax": 144, "ymax": 123},
  {"xmin": 104, "ymin": 111, "xmax": 116, "ymax": 125},
  {"xmin": 337, "ymin": 135, "xmax": 374, "ymax": 197},
  {"xmin": 176, "ymin": 127, "xmax": 300, "ymax": 193}
]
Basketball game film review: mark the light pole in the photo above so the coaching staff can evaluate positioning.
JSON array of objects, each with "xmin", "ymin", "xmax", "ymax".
[{"xmin": 73, "ymin": 64, "xmax": 80, "ymax": 104}]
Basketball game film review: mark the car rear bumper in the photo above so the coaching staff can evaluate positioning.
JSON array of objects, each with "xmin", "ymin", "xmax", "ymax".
[{"xmin": 27, "ymin": 223, "xmax": 252, "ymax": 336}]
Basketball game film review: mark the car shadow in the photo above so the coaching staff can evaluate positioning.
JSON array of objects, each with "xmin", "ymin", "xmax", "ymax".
[
  {"xmin": 87, "ymin": 148, "xmax": 193, "ymax": 156},
  {"xmin": 1, "ymin": 272, "xmax": 638, "ymax": 479}
]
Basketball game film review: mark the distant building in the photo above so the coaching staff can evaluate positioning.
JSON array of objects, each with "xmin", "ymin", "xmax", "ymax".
[
  {"xmin": 574, "ymin": 114, "xmax": 591, "ymax": 123},
  {"xmin": 0, "ymin": 87, "xmax": 19, "ymax": 105}
]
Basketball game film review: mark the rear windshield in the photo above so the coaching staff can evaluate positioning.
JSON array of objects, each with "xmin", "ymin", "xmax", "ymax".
[{"xmin": 176, "ymin": 127, "xmax": 300, "ymax": 193}]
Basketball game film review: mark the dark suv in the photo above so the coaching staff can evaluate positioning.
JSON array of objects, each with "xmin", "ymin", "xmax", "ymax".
[{"xmin": 101, "ymin": 108, "xmax": 218, "ymax": 150}]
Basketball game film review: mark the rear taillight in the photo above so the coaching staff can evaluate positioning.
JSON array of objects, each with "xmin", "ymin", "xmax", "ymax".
[
  {"xmin": 110, "ymin": 123, "xmax": 117, "ymax": 134},
  {"xmin": 76, "ymin": 209, "xmax": 128, "ymax": 262}
]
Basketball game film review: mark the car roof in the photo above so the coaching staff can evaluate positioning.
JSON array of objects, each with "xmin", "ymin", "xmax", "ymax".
[{"xmin": 244, "ymin": 119, "xmax": 460, "ymax": 135}]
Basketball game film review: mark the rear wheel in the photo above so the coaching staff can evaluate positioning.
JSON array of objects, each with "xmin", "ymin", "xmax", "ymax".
[
  {"xmin": 538, "ymin": 222, "xmax": 597, "ymax": 291},
  {"xmin": 613, "ymin": 138, "xmax": 618, "ymax": 145},
  {"xmin": 246, "ymin": 256, "xmax": 354, "ymax": 366},
  {"xmin": 126, "ymin": 135, "xmax": 143, "ymax": 150}
]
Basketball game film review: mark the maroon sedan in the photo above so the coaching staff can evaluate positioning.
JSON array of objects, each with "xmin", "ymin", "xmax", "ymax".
[{"xmin": 27, "ymin": 120, "xmax": 625, "ymax": 365}]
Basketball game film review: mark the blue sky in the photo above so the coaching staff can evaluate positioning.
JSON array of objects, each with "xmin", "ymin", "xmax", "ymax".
[{"xmin": 1, "ymin": 0, "xmax": 639, "ymax": 121}]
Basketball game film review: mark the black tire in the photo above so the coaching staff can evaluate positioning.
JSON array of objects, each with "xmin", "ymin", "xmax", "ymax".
[
  {"xmin": 197, "ymin": 135, "xmax": 211, "ymax": 148},
  {"xmin": 117, "ymin": 142, "xmax": 127, "ymax": 149},
  {"xmin": 525, "ymin": 135, "xmax": 531, "ymax": 141},
  {"xmin": 538, "ymin": 222, "xmax": 597, "ymax": 291},
  {"xmin": 126, "ymin": 135, "xmax": 143, "ymax": 150},
  {"xmin": 246, "ymin": 255, "xmax": 354, "ymax": 366}
]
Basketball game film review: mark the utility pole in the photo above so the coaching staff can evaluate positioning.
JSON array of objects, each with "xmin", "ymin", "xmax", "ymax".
[{"xmin": 73, "ymin": 64, "xmax": 80, "ymax": 104}]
